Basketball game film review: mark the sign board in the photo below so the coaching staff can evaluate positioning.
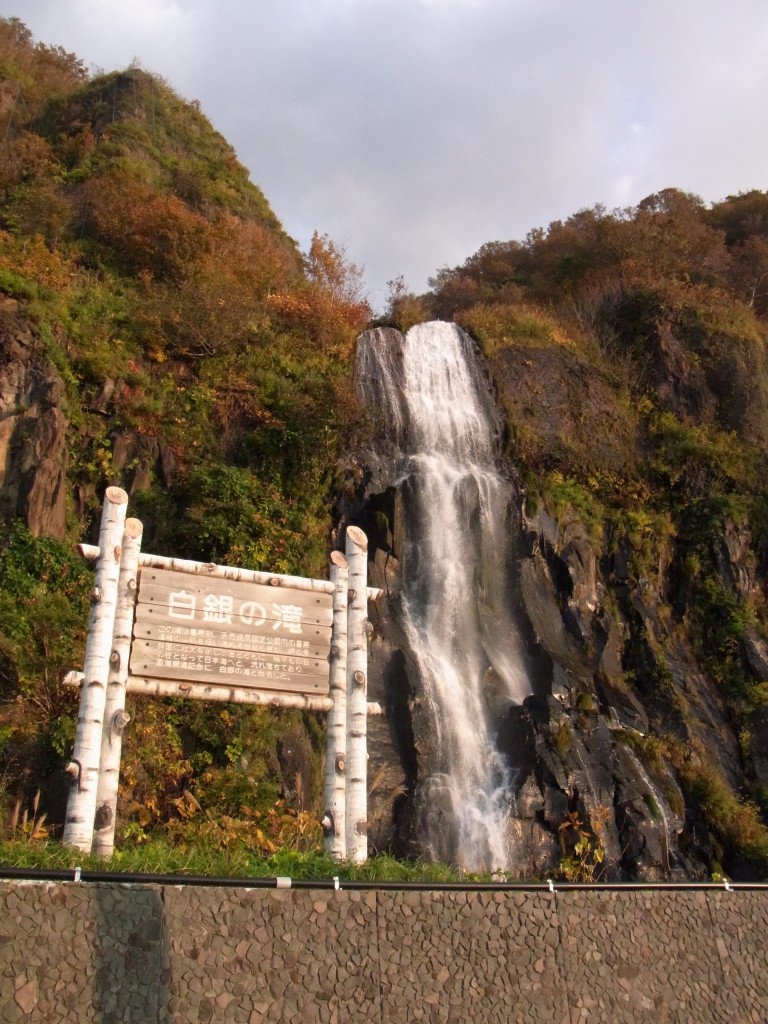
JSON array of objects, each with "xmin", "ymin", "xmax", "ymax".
[{"xmin": 128, "ymin": 569, "xmax": 333, "ymax": 696}]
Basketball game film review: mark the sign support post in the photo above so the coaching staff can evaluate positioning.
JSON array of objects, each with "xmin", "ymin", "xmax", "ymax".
[
  {"xmin": 345, "ymin": 526, "xmax": 369, "ymax": 865},
  {"xmin": 63, "ymin": 487, "xmax": 129, "ymax": 852},
  {"xmin": 92, "ymin": 517, "xmax": 143, "ymax": 858},
  {"xmin": 323, "ymin": 551, "xmax": 348, "ymax": 860}
]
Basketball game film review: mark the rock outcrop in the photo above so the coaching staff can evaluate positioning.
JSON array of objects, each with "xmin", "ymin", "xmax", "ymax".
[{"xmin": 0, "ymin": 298, "xmax": 68, "ymax": 537}]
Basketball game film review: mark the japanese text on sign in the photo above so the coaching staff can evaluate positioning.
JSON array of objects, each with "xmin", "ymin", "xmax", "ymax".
[
  {"xmin": 168, "ymin": 589, "xmax": 305, "ymax": 634},
  {"xmin": 131, "ymin": 569, "xmax": 334, "ymax": 695}
]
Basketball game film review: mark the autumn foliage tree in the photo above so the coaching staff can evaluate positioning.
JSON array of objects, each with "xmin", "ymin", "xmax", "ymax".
[
  {"xmin": 0, "ymin": 17, "xmax": 86, "ymax": 124},
  {"xmin": 142, "ymin": 212, "xmax": 300, "ymax": 357},
  {"xmin": 80, "ymin": 167, "xmax": 213, "ymax": 280}
]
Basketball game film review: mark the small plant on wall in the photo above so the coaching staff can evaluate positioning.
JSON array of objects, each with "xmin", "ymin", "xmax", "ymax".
[{"xmin": 557, "ymin": 807, "xmax": 609, "ymax": 882}]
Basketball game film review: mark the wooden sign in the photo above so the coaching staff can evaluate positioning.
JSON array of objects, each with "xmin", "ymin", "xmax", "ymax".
[
  {"xmin": 66, "ymin": 493, "xmax": 375, "ymax": 864},
  {"xmin": 129, "ymin": 569, "xmax": 333, "ymax": 695}
]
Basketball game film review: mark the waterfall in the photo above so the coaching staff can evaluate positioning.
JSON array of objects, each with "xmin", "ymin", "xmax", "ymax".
[{"xmin": 356, "ymin": 321, "xmax": 531, "ymax": 871}]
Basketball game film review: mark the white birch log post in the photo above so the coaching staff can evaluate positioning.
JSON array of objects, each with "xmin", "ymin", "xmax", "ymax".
[
  {"xmin": 92, "ymin": 517, "xmax": 143, "ymax": 858},
  {"xmin": 345, "ymin": 526, "xmax": 369, "ymax": 865},
  {"xmin": 63, "ymin": 487, "xmax": 129, "ymax": 851},
  {"xmin": 323, "ymin": 550, "xmax": 348, "ymax": 861}
]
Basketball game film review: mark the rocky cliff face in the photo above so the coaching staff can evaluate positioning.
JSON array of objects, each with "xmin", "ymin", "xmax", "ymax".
[
  {"xmin": 344, "ymin": 321, "xmax": 766, "ymax": 881},
  {"xmin": 0, "ymin": 297, "xmax": 180, "ymax": 539},
  {"xmin": 349, "ymin": 465, "xmax": 749, "ymax": 880},
  {"xmin": 347, "ymin": 471, "xmax": 676, "ymax": 877},
  {"xmin": 0, "ymin": 298, "xmax": 68, "ymax": 538}
]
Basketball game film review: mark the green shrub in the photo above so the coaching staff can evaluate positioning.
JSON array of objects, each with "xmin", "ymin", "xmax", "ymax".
[
  {"xmin": 679, "ymin": 757, "xmax": 768, "ymax": 871},
  {"xmin": 0, "ymin": 521, "xmax": 91, "ymax": 815},
  {"xmin": 542, "ymin": 471, "xmax": 605, "ymax": 546}
]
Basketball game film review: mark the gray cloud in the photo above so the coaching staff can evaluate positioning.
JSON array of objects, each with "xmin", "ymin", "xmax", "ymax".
[{"xmin": 6, "ymin": 0, "xmax": 768, "ymax": 308}]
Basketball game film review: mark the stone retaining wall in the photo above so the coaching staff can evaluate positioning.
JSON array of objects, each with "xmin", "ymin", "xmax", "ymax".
[{"xmin": 1, "ymin": 881, "xmax": 766, "ymax": 1023}]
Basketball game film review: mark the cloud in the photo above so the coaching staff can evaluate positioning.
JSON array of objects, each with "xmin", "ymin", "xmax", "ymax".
[{"xmin": 7, "ymin": 0, "xmax": 768, "ymax": 307}]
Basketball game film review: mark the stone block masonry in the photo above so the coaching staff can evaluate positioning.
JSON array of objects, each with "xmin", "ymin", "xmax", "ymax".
[{"xmin": 1, "ymin": 881, "xmax": 767, "ymax": 1023}]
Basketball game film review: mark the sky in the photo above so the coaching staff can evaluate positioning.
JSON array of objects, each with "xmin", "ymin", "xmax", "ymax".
[{"xmin": 6, "ymin": 0, "xmax": 768, "ymax": 310}]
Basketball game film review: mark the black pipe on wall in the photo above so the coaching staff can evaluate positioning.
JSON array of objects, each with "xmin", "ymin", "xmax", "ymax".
[{"xmin": 1, "ymin": 865, "xmax": 767, "ymax": 891}]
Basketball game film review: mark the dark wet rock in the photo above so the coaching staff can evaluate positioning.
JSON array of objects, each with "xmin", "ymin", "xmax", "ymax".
[
  {"xmin": 713, "ymin": 516, "xmax": 755, "ymax": 598},
  {"xmin": 743, "ymin": 626, "xmax": 768, "ymax": 681},
  {"xmin": 515, "ymin": 774, "xmax": 544, "ymax": 819},
  {"xmin": 520, "ymin": 551, "xmax": 591, "ymax": 677},
  {"xmin": 748, "ymin": 704, "xmax": 768, "ymax": 788}
]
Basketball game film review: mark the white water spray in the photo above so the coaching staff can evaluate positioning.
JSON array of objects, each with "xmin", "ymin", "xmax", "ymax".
[{"xmin": 356, "ymin": 322, "xmax": 531, "ymax": 870}]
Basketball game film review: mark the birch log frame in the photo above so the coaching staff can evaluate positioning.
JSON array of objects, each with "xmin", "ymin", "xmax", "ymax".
[
  {"xmin": 92, "ymin": 517, "xmax": 143, "ymax": 858},
  {"xmin": 77, "ymin": 544, "xmax": 383, "ymax": 601},
  {"xmin": 323, "ymin": 551, "xmax": 348, "ymax": 861},
  {"xmin": 345, "ymin": 526, "xmax": 369, "ymax": 865},
  {"xmin": 63, "ymin": 487, "xmax": 129, "ymax": 851}
]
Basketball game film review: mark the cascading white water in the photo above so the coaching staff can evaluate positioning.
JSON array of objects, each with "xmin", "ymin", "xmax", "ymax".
[{"xmin": 356, "ymin": 321, "xmax": 531, "ymax": 870}]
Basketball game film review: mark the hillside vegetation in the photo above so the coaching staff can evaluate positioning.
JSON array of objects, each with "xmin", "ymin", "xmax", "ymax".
[
  {"xmin": 0, "ymin": 18, "xmax": 368, "ymax": 856},
  {"xmin": 3, "ymin": 16, "xmax": 768, "ymax": 877}
]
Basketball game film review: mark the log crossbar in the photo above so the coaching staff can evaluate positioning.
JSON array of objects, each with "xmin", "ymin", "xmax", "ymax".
[
  {"xmin": 77, "ymin": 545, "xmax": 383, "ymax": 601},
  {"xmin": 63, "ymin": 672, "xmax": 384, "ymax": 716}
]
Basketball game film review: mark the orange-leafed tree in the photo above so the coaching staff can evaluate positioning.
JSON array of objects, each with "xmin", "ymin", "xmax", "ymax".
[
  {"xmin": 140, "ymin": 211, "xmax": 300, "ymax": 358},
  {"xmin": 81, "ymin": 166, "xmax": 213, "ymax": 280},
  {"xmin": 268, "ymin": 231, "xmax": 370, "ymax": 353}
]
